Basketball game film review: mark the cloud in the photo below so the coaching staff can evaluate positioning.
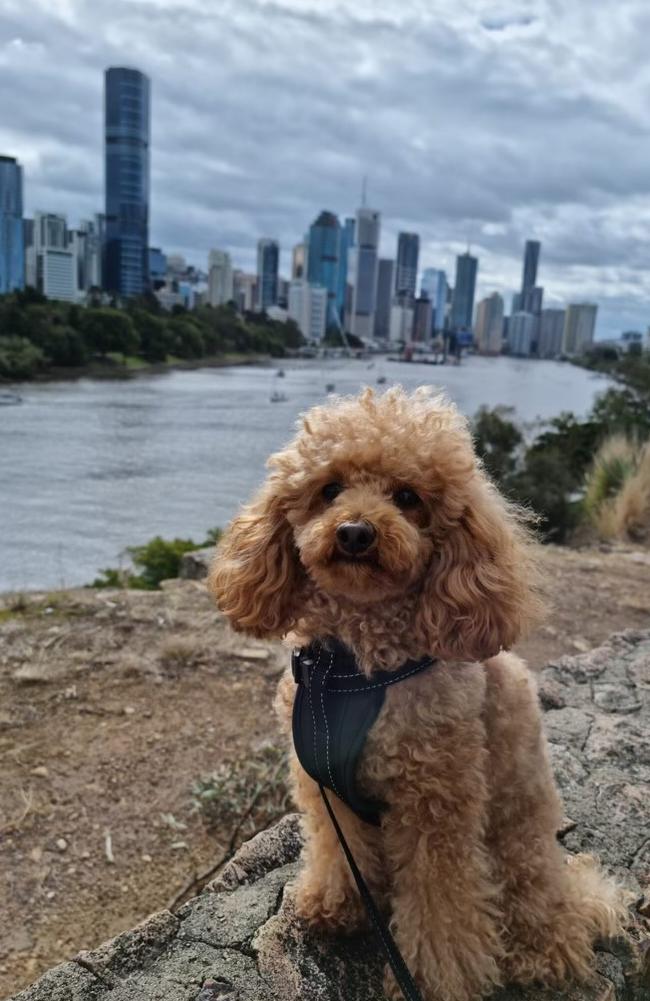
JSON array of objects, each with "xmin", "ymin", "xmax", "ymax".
[{"xmin": 0, "ymin": 0, "xmax": 649, "ymax": 337}]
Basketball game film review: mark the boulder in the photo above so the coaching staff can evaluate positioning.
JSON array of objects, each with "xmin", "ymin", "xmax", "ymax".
[
  {"xmin": 11, "ymin": 630, "xmax": 650, "ymax": 1001},
  {"xmin": 179, "ymin": 547, "xmax": 213, "ymax": 581}
]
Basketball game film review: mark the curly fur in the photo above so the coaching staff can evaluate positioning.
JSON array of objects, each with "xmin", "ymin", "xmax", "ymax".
[{"xmin": 209, "ymin": 387, "xmax": 625, "ymax": 1001}]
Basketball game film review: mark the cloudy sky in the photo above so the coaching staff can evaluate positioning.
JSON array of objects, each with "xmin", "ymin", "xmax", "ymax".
[{"xmin": 1, "ymin": 0, "xmax": 649, "ymax": 338}]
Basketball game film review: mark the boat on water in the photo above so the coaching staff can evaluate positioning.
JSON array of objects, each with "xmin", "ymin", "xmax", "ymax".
[
  {"xmin": 325, "ymin": 382, "xmax": 336, "ymax": 393},
  {"xmin": 0, "ymin": 391, "xmax": 22, "ymax": 406},
  {"xmin": 270, "ymin": 390, "xmax": 288, "ymax": 403}
]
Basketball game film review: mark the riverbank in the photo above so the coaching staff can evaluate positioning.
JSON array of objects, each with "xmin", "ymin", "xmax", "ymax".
[
  {"xmin": 1, "ymin": 541, "xmax": 649, "ymax": 997},
  {"xmin": 2, "ymin": 351, "xmax": 274, "ymax": 386}
]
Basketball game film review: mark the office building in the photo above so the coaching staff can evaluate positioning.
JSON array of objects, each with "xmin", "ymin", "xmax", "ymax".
[
  {"xmin": 389, "ymin": 292, "xmax": 415, "ymax": 343},
  {"xmin": 0, "ymin": 155, "xmax": 25, "ymax": 293},
  {"xmin": 257, "ymin": 238, "xmax": 279, "ymax": 311},
  {"xmin": 450, "ymin": 252, "xmax": 478, "ymax": 331},
  {"xmin": 521, "ymin": 240, "xmax": 540, "ymax": 298},
  {"xmin": 474, "ymin": 293, "xmax": 504, "ymax": 355},
  {"xmin": 149, "ymin": 247, "xmax": 167, "ymax": 288},
  {"xmin": 233, "ymin": 271, "xmax": 257, "ymax": 313},
  {"xmin": 421, "ymin": 268, "xmax": 447, "ymax": 332},
  {"xmin": 338, "ymin": 217, "xmax": 355, "ymax": 327},
  {"xmin": 562, "ymin": 303, "xmax": 597, "ymax": 355},
  {"xmin": 27, "ymin": 212, "xmax": 77, "ymax": 302},
  {"xmin": 538, "ymin": 308, "xmax": 565, "ymax": 358},
  {"xmin": 207, "ymin": 248, "xmax": 234, "ymax": 306},
  {"xmin": 288, "ymin": 279, "xmax": 328, "ymax": 341},
  {"xmin": 373, "ymin": 258, "xmax": 394, "ymax": 339},
  {"xmin": 307, "ymin": 210, "xmax": 342, "ymax": 326},
  {"xmin": 413, "ymin": 294, "xmax": 433, "ymax": 342},
  {"xmin": 70, "ymin": 215, "xmax": 104, "ymax": 292},
  {"xmin": 292, "ymin": 243, "xmax": 305, "ymax": 279},
  {"xmin": 509, "ymin": 311, "xmax": 537, "ymax": 356},
  {"xmin": 395, "ymin": 232, "xmax": 419, "ymax": 297},
  {"xmin": 104, "ymin": 67, "xmax": 151, "ymax": 296},
  {"xmin": 523, "ymin": 285, "xmax": 544, "ymax": 315},
  {"xmin": 349, "ymin": 207, "xmax": 380, "ymax": 339}
]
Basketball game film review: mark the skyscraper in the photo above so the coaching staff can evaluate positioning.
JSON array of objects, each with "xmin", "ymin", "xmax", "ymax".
[
  {"xmin": 338, "ymin": 217, "xmax": 355, "ymax": 327},
  {"xmin": 521, "ymin": 240, "xmax": 540, "ymax": 298},
  {"xmin": 450, "ymin": 252, "xmax": 478, "ymax": 331},
  {"xmin": 349, "ymin": 207, "xmax": 380, "ymax": 339},
  {"xmin": 523, "ymin": 285, "xmax": 544, "ymax": 315},
  {"xmin": 292, "ymin": 243, "xmax": 305, "ymax": 279},
  {"xmin": 508, "ymin": 312, "xmax": 537, "ymax": 356},
  {"xmin": 307, "ymin": 210, "xmax": 341, "ymax": 327},
  {"xmin": 0, "ymin": 155, "xmax": 25, "ymax": 294},
  {"xmin": 474, "ymin": 293, "xmax": 504, "ymax": 354},
  {"xmin": 31, "ymin": 212, "xmax": 77, "ymax": 302},
  {"xmin": 373, "ymin": 258, "xmax": 394, "ymax": 339},
  {"xmin": 538, "ymin": 308, "xmax": 565, "ymax": 358},
  {"xmin": 257, "ymin": 238, "xmax": 279, "ymax": 311},
  {"xmin": 421, "ymin": 268, "xmax": 447, "ymax": 332},
  {"xmin": 562, "ymin": 304, "xmax": 597, "ymax": 356},
  {"xmin": 207, "ymin": 249, "xmax": 234, "ymax": 306},
  {"xmin": 413, "ymin": 294, "xmax": 433, "ymax": 342},
  {"xmin": 395, "ymin": 232, "xmax": 419, "ymax": 297},
  {"xmin": 104, "ymin": 67, "xmax": 151, "ymax": 296}
]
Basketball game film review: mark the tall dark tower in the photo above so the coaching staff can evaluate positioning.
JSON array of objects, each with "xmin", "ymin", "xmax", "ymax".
[
  {"xmin": 521, "ymin": 240, "xmax": 540, "ymax": 297},
  {"xmin": 394, "ymin": 231, "xmax": 420, "ymax": 297},
  {"xmin": 104, "ymin": 67, "xmax": 150, "ymax": 296},
  {"xmin": 450, "ymin": 252, "xmax": 478, "ymax": 331}
]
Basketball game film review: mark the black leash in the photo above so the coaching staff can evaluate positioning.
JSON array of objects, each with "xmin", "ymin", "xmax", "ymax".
[{"xmin": 318, "ymin": 783, "xmax": 424, "ymax": 1001}]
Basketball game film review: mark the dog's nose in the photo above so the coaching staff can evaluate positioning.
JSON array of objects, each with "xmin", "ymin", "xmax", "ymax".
[{"xmin": 336, "ymin": 520, "xmax": 376, "ymax": 556}]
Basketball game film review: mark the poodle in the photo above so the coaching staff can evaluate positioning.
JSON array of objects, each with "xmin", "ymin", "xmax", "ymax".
[{"xmin": 209, "ymin": 386, "xmax": 624, "ymax": 1001}]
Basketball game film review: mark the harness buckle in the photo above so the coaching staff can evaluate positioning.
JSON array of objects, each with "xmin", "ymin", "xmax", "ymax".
[{"xmin": 291, "ymin": 648, "xmax": 312, "ymax": 686}]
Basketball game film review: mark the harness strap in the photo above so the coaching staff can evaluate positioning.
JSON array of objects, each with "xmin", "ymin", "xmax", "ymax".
[{"xmin": 319, "ymin": 784, "xmax": 424, "ymax": 1001}]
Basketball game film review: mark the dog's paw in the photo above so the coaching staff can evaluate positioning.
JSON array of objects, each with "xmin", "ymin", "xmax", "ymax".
[{"xmin": 290, "ymin": 877, "xmax": 368, "ymax": 933}]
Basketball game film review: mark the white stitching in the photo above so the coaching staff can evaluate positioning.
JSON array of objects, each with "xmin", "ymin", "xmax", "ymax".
[
  {"xmin": 307, "ymin": 646, "xmax": 321, "ymax": 772},
  {"xmin": 328, "ymin": 659, "xmax": 432, "ymax": 694},
  {"xmin": 321, "ymin": 651, "xmax": 341, "ymax": 797}
]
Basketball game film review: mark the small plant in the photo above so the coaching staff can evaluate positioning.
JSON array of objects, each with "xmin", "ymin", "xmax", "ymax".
[
  {"xmin": 89, "ymin": 527, "xmax": 222, "ymax": 589},
  {"xmin": 191, "ymin": 744, "xmax": 290, "ymax": 838}
]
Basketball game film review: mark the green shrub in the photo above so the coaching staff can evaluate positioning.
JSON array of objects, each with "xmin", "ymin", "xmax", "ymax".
[
  {"xmin": 89, "ymin": 527, "xmax": 222, "ymax": 589},
  {"xmin": 0, "ymin": 336, "xmax": 46, "ymax": 379}
]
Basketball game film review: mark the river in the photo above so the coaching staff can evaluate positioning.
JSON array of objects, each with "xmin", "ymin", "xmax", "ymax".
[{"xmin": 0, "ymin": 356, "xmax": 610, "ymax": 592}]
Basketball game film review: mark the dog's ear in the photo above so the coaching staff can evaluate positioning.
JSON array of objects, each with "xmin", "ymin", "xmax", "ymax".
[
  {"xmin": 208, "ymin": 483, "xmax": 303, "ymax": 638},
  {"xmin": 415, "ymin": 476, "xmax": 543, "ymax": 661}
]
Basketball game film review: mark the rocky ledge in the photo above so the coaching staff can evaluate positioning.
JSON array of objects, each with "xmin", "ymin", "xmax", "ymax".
[{"xmin": 11, "ymin": 630, "xmax": 650, "ymax": 1001}]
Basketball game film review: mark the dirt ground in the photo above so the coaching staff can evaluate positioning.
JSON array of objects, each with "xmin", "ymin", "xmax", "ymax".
[{"xmin": 1, "ymin": 543, "xmax": 649, "ymax": 999}]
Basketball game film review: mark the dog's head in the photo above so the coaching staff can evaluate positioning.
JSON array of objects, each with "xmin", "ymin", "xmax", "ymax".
[{"xmin": 209, "ymin": 387, "xmax": 542, "ymax": 659}]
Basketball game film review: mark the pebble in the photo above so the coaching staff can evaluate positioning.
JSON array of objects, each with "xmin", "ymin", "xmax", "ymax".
[
  {"xmin": 46, "ymin": 890, "xmax": 55, "ymax": 900},
  {"xmin": 124, "ymin": 706, "xmax": 136, "ymax": 715},
  {"xmin": 80, "ymin": 850, "xmax": 91, "ymax": 860},
  {"xmin": 55, "ymin": 838, "xmax": 68, "ymax": 852},
  {"xmin": 31, "ymin": 765, "xmax": 49, "ymax": 777},
  {"xmin": 141, "ymin": 853, "xmax": 152, "ymax": 863}
]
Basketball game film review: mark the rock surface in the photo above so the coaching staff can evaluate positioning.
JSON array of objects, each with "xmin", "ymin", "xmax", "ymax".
[
  {"xmin": 179, "ymin": 548, "xmax": 213, "ymax": 581},
  {"xmin": 11, "ymin": 631, "xmax": 650, "ymax": 1001}
]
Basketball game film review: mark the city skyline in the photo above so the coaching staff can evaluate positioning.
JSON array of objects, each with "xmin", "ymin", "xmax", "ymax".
[{"xmin": 1, "ymin": 2, "xmax": 650, "ymax": 338}]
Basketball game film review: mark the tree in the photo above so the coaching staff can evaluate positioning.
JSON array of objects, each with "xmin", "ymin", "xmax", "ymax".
[
  {"xmin": 0, "ymin": 336, "xmax": 46, "ymax": 379},
  {"xmin": 81, "ymin": 308, "xmax": 139, "ymax": 358},
  {"xmin": 131, "ymin": 310, "xmax": 171, "ymax": 362},
  {"xmin": 473, "ymin": 406, "xmax": 522, "ymax": 483}
]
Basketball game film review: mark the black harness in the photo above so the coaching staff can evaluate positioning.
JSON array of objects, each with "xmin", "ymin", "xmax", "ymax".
[
  {"xmin": 292, "ymin": 639, "xmax": 435, "ymax": 824},
  {"xmin": 291, "ymin": 639, "xmax": 435, "ymax": 1001}
]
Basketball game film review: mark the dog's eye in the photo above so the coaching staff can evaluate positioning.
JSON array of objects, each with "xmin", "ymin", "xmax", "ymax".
[
  {"xmin": 322, "ymin": 482, "xmax": 343, "ymax": 503},
  {"xmin": 393, "ymin": 487, "xmax": 421, "ymax": 509}
]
